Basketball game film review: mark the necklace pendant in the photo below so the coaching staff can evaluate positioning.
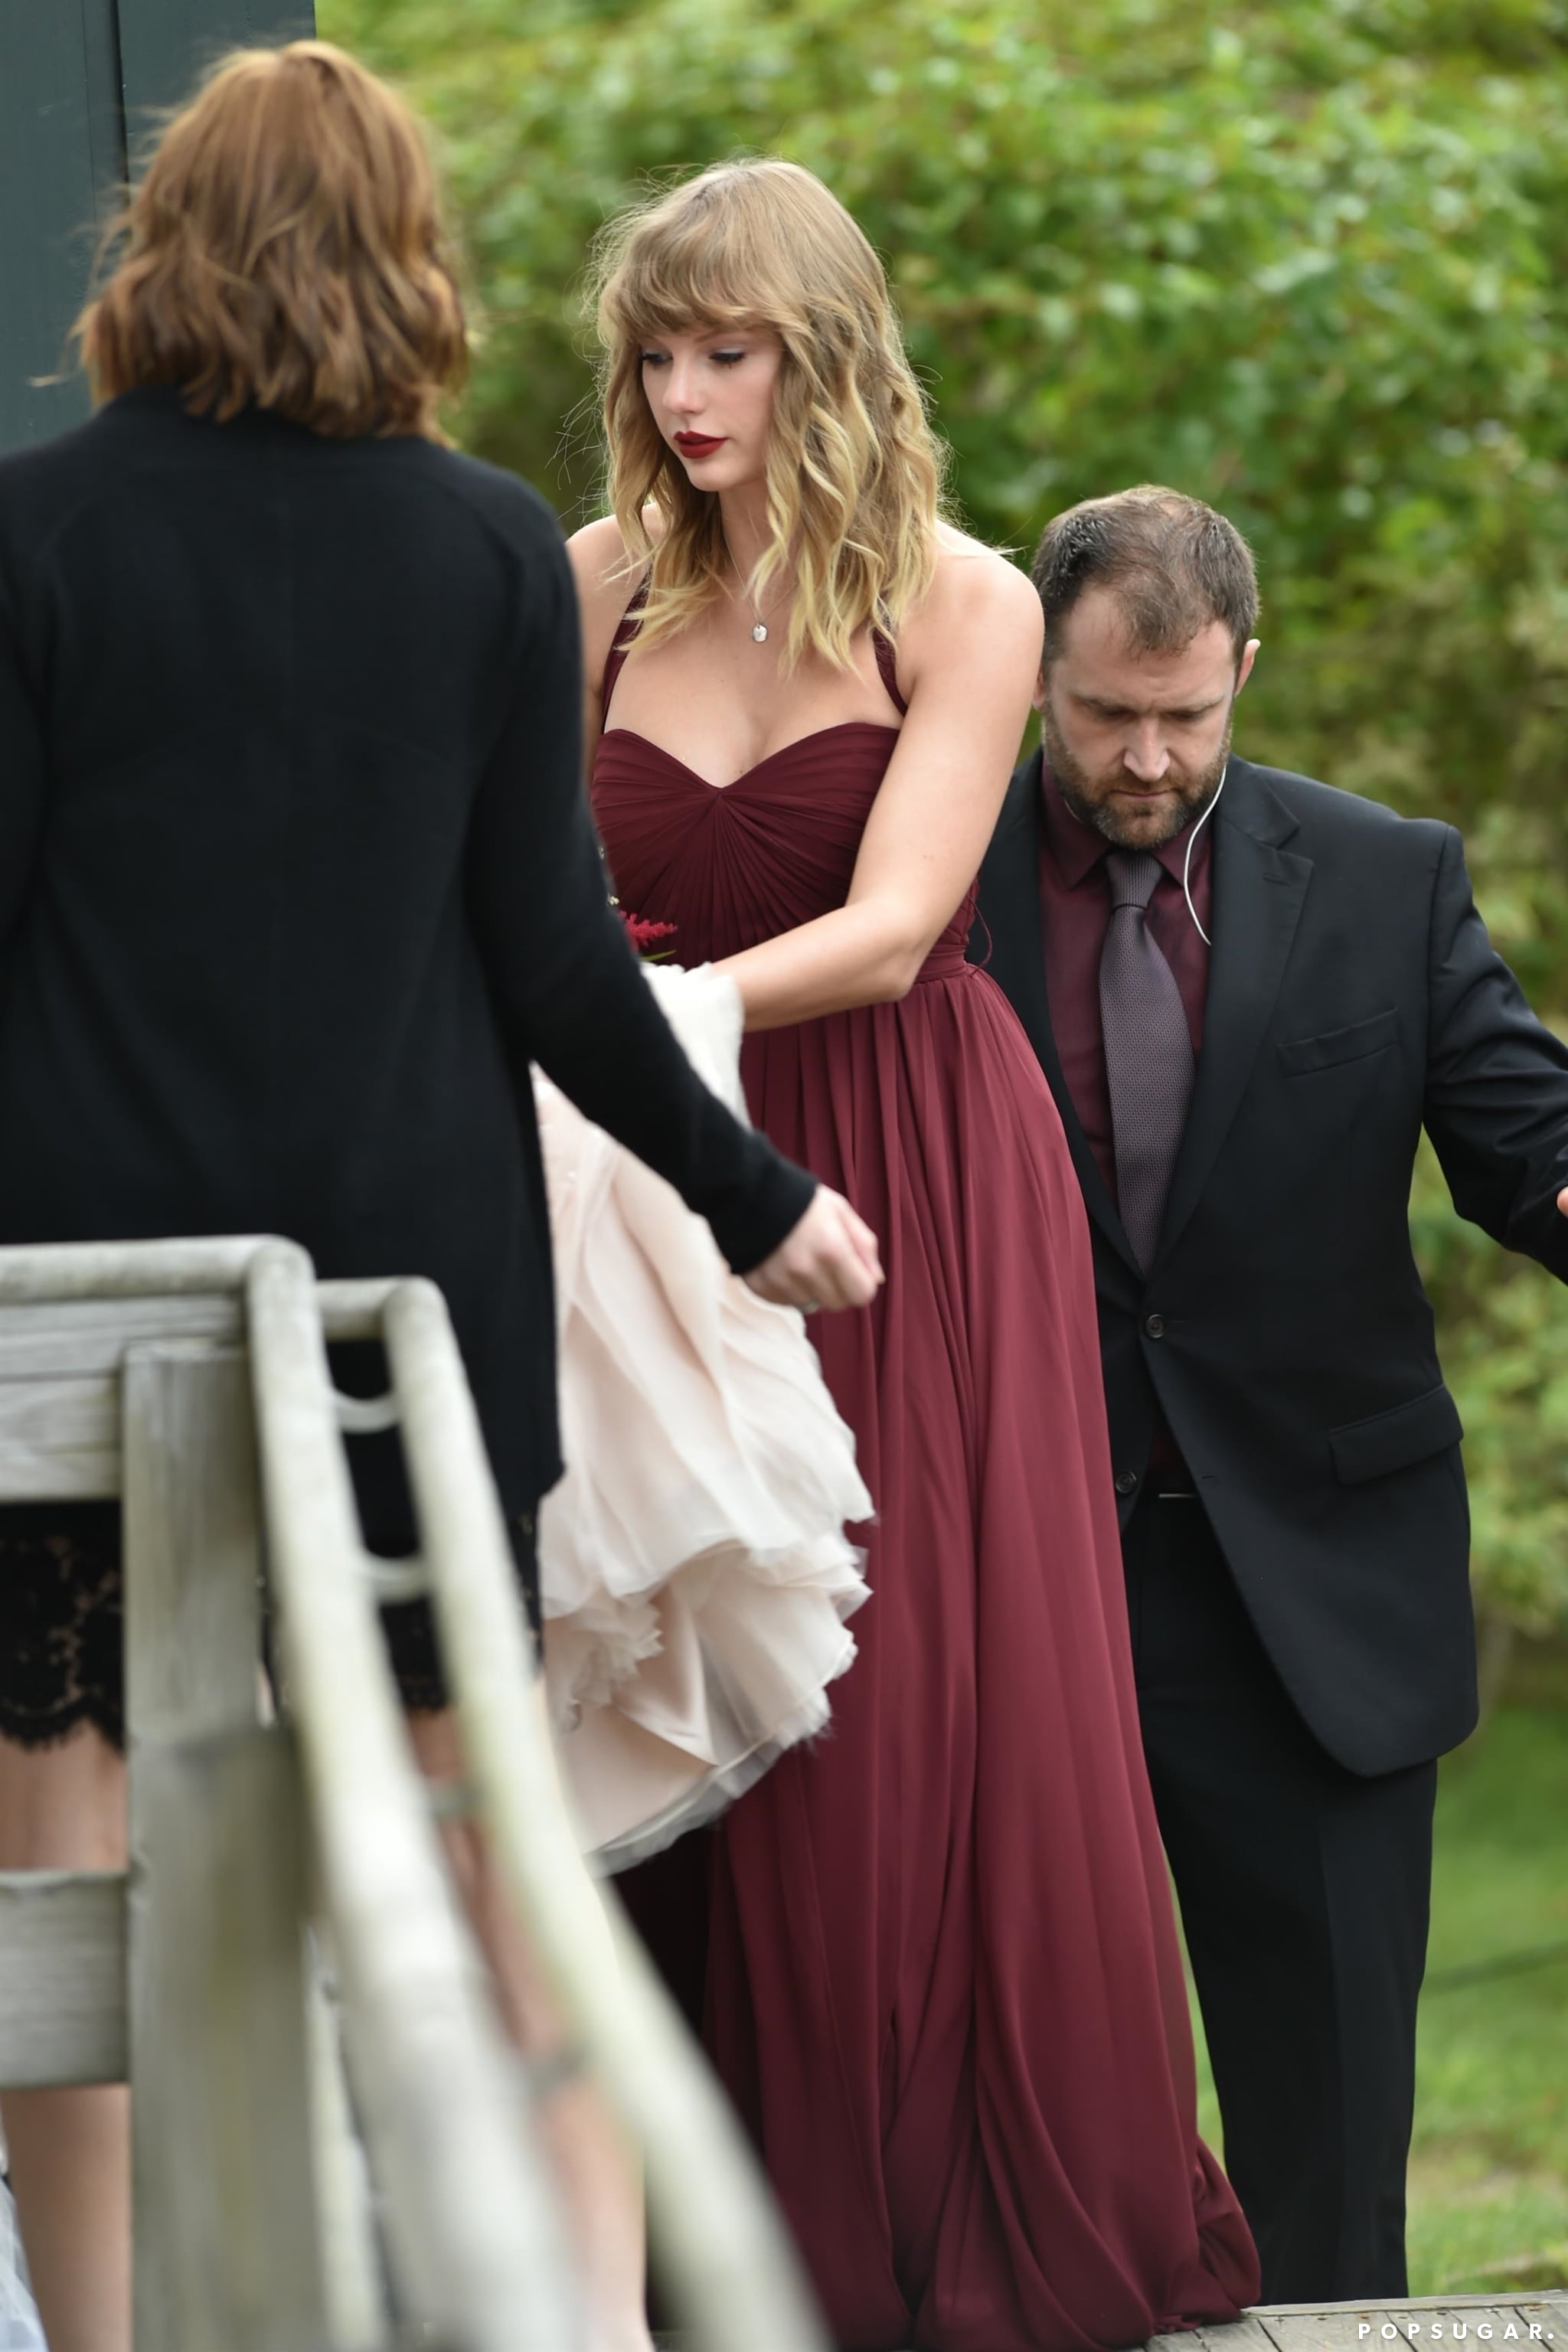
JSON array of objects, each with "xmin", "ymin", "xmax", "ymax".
[{"xmin": 751, "ymin": 622, "xmax": 769, "ymax": 643}]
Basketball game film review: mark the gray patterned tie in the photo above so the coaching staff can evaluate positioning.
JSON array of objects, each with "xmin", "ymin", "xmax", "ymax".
[{"xmin": 1099, "ymin": 849, "xmax": 1195, "ymax": 1269}]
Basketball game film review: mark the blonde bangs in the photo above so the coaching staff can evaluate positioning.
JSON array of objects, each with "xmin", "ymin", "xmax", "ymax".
[
  {"xmin": 600, "ymin": 203, "xmax": 793, "ymax": 350},
  {"xmin": 591, "ymin": 160, "xmax": 946, "ymax": 670}
]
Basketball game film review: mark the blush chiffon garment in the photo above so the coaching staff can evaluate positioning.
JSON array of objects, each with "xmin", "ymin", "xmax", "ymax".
[
  {"xmin": 533, "ymin": 961, "xmax": 872, "ymax": 1869},
  {"xmin": 592, "ymin": 621, "xmax": 1259, "ymax": 2352}
]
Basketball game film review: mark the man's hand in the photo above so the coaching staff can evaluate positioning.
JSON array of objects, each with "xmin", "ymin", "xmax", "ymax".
[
  {"xmin": 1559, "ymin": 1187, "xmax": 1568, "ymax": 1217},
  {"xmin": 744, "ymin": 1186, "xmax": 884, "ymax": 1312}
]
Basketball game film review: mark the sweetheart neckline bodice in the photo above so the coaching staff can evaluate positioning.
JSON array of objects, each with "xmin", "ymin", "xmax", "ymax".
[
  {"xmin": 593, "ymin": 714, "xmax": 975, "ymax": 977},
  {"xmin": 599, "ymin": 720, "xmax": 903, "ymax": 795}
]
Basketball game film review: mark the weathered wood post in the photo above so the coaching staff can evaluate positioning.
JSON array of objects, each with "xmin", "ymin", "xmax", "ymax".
[
  {"xmin": 0, "ymin": 1255, "xmax": 334, "ymax": 2348},
  {"xmin": 123, "ymin": 1341, "xmax": 329, "ymax": 2348},
  {"xmin": 0, "ymin": 0, "xmax": 315, "ymax": 457}
]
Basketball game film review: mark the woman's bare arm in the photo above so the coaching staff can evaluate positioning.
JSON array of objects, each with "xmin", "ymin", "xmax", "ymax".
[
  {"xmin": 714, "ymin": 544, "xmax": 1043, "ymax": 1031},
  {"xmin": 566, "ymin": 514, "xmax": 635, "ymax": 784}
]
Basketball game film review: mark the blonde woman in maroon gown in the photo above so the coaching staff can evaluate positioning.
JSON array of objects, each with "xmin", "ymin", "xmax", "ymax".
[{"xmin": 567, "ymin": 159, "xmax": 1259, "ymax": 2352}]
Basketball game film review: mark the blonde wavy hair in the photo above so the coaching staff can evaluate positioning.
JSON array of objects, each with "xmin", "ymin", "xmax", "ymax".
[
  {"xmin": 591, "ymin": 159, "xmax": 946, "ymax": 670},
  {"xmin": 76, "ymin": 41, "xmax": 466, "ymax": 439}
]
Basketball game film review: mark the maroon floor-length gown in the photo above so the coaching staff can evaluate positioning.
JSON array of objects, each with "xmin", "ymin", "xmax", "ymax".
[{"xmin": 593, "ymin": 621, "xmax": 1259, "ymax": 2352}]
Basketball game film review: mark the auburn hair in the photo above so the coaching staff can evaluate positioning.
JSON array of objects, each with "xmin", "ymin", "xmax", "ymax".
[
  {"xmin": 591, "ymin": 158, "xmax": 946, "ymax": 671},
  {"xmin": 75, "ymin": 40, "xmax": 467, "ymax": 439}
]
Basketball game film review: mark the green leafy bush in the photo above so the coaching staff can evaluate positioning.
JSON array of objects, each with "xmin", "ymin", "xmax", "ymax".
[{"xmin": 322, "ymin": 0, "xmax": 1568, "ymax": 1633}]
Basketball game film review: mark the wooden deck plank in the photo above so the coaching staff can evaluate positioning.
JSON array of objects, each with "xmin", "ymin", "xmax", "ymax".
[
  {"xmin": 1252, "ymin": 2298, "xmax": 1568, "ymax": 2352},
  {"xmin": 1259, "ymin": 2295, "xmax": 1568, "ymax": 2317},
  {"xmin": 1285, "ymin": 2328, "xmax": 1555, "ymax": 2349},
  {"xmin": 653, "ymin": 2296, "xmax": 1568, "ymax": 2352},
  {"xmin": 1149, "ymin": 2321, "xmax": 1280, "ymax": 2352},
  {"xmin": 650, "ymin": 2304, "xmax": 1568, "ymax": 2352}
]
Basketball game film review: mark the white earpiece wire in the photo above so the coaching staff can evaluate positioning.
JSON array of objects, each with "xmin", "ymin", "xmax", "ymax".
[{"xmin": 1181, "ymin": 760, "xmax": 1228, "ymax": 947}]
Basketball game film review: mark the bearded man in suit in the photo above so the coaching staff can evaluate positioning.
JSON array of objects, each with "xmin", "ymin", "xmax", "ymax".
[{"xmin": 972, "ymin": 484, "xmax": 1568, "ymax": 2302}]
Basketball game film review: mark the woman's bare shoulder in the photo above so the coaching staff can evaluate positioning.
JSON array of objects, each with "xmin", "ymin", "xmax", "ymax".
[
  {"xmin": 901, "ymin": 529, "xmax": 1042, "ymax": 676},
  {"xmin": 566, "ymin": 514, "xmax": 635, "ymax": 619},
  {"xmin": 934, "ymin": 524, "xmax": 1038, "ymax": 609},
  {"xmin": 567, "ymin": 512, "xmax": 659, "ymax": 697}
]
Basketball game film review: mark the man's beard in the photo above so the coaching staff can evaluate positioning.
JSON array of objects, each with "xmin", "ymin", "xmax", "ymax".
[{"xmin": 1043, "ymin": 701, "xmax": 1233, "ymax": 851}]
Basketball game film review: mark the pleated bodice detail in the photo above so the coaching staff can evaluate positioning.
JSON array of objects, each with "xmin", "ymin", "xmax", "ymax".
[{"xmin": 593, "ymin": 719, "xmax": 975, "ymax": 981}]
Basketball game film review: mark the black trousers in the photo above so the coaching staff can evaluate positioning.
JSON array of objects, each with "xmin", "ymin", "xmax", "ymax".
[{"xmin": 1124, "ymin": 1492, "xmax": 1438, "ymax": 2305}]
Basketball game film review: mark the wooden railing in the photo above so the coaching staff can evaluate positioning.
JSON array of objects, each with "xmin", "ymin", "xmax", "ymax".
[{"xmin": 0, "ymin": 1236, "xmax": 829, "ymax": 2352}]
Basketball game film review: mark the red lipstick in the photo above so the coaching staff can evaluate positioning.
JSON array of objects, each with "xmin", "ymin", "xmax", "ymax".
[{"xmin": 674, "ymin": 432, "xmax": 726, "ymax": 457}]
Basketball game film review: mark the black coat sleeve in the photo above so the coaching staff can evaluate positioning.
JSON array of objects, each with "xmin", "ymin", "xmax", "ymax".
[
  {"xmin": 466, "ymin": 508, "xmax": 816, "ymax": 1274},
  {"xmin": 1423, "ymin": 823, "xmax": 1568, "ymax": 1280},
  {"xmin": 0, "ymin": 575, "xmax": 47, "ymax": 954}
]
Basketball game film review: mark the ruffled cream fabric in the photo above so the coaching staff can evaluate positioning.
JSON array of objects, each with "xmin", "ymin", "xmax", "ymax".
[{"xmin": 534, "ymin": 962, "xmax": 872, "ymax": 1873}]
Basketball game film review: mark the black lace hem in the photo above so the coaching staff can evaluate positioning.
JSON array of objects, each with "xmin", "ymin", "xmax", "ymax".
[
  {"xmin": 0, "ymin": 1504, "xmax": 541, "ymax": 1749},
  {"xmin": 0, "ymin": 1505, "xmax": 124, "ymax": 1752}
]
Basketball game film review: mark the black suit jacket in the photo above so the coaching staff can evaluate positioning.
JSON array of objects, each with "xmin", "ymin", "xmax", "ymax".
[
  {"xmin": 974, "ymin": 748, "xmax": 1568, "ymax": 1775},
  {"xmin": 0, "ymin": 388, "xmax": 814, "ymax": 1539}
]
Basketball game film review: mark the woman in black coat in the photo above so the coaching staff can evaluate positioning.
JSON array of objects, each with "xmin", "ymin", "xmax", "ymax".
[{"xmin": 0, "ymin": 41, "xmax": 878, "ymax": 2350}]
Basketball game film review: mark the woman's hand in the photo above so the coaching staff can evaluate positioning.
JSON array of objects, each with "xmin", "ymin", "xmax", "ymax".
[
  {"xmin": 744, "ymin": 1186, "xmax": 884, "ymax": 1312},
  {"xmin": 715, "ymin": 539, "xmax": 1044, "ymax": 1031}
]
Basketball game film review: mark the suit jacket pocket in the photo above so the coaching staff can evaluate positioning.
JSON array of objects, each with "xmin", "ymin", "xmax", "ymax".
[
  {"xmin": 1329, "ymin": 1384, "xmax": 1464, "ymax": 1485},
  {"xmin": 1279, "ymin": 1007, "xmax": 1399, "ymax": 1075}
]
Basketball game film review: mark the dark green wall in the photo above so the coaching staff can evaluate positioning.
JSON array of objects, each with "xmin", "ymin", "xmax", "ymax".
[
  {"xmin": 118, "ymin": 1, "xmax": 315, "ymax": 122},
  {"xmin": 0, "ymin": 1, "xmax": 315, "ymax": 455}
]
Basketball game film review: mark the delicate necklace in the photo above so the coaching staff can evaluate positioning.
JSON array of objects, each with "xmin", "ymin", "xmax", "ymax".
[{"xmin": 727, "ymin": 545, "xmax": 779, "ymax": 643}]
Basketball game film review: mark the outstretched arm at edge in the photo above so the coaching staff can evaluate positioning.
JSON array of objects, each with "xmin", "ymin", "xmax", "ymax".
[{"xmin": 1423, "ymin": 824, "xmax": 1568, "ymax": 1277}]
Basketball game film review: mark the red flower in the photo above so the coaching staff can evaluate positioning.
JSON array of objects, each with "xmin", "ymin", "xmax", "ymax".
[{"xmin": 619, "ymin": 908, "xmax": 678, "ymax": 957}]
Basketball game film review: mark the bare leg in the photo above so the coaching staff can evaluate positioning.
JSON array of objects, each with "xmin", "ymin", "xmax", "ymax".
[
  {"xmin": 0, "ymin": 1723, "xmax": 130, "ymax": 2352},
  {"xmin": 0, "ymin": 1705, "xmax": 651, "ymax": 2352},
  {"xmin": 406, "ymin": 1707, "xmax": 654, "ymax": 2352}
]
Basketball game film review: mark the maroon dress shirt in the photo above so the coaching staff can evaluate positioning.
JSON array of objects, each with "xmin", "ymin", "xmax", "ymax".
[{"xmin": 1037, "ymin": 763, "xmax": 1214, "ymax": 1485}]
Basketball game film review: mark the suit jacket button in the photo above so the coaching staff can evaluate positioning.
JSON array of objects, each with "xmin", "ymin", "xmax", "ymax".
[
  {"xmin": 1144, "ymin": 1312, "xmax": 1166, "ymax": 1339},
  {"xmin": 1114, "ymin": 1470, "xmax": 1139, "ymax": 1496}
]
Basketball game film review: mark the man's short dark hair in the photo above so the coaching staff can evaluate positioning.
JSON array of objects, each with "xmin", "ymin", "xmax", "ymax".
[{"xmin": 1031, "ymin": 486, "xmax": 1259, "ymax": 668}]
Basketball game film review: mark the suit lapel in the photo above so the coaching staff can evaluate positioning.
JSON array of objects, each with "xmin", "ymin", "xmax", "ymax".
[
  {"xmin": 982, "ymin": 754, "xmax": 1142, "ymax": 1276},
  {"xmin": 1156, "ymin": 763, "xmax": 1312, "ymax": 1264},
  {"xmin": 978, "ymin": 753, "xmax": 1054, "ymax": 1067}
]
